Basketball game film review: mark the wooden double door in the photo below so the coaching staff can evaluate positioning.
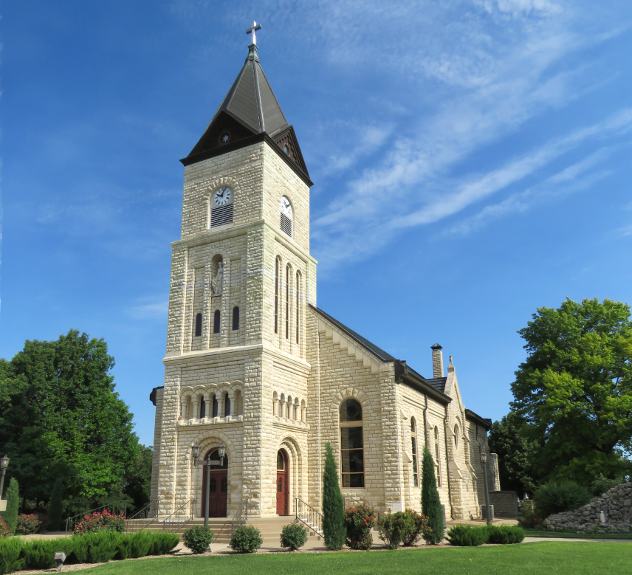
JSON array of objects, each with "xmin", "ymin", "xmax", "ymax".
[
  {"xmin": 276, "ymin": 449, "xmax": 289, "ymax": 516},
  {"xmin": 201, "ymin": 450, "xmax": 228, "ymax": 518}
]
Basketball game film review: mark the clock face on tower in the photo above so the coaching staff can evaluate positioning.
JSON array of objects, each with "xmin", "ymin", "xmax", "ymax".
[
  {"xmin": 213, "ymin": 186, "xmax": 233, "ymax": 207},
  {"xmin": 280, "ymin": 196, "xmax": 292, "ymax": 217}
]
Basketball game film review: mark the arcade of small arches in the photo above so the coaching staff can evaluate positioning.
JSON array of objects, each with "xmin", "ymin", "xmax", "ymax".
[
  {"xmin": 179, "ymin": 384, "xmax": 244, "ymax": 423},
  {"xmin": 272, "ymin": 391, "xmax": 307, "ymax": 423}
]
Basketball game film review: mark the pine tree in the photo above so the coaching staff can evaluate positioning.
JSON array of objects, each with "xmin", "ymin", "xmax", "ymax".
[
  {"xmin": 47, "ymin": 478, "xmax": 65, "ymax": 531},
  {"xmin": 322, "ymin": 442, "xmax": 345, "ymax": 550},
  {"xmin": 2, "ymin": 478, "xmax": 19, "ymax": 534},
  {"xmin": 421, "ymin": 448, "xmax": 445, "ymax": 544}
]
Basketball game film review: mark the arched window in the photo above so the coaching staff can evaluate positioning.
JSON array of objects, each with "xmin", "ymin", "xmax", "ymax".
[
  {"xmin": 285, "ymin": 264, "xmax": 292, "ymax": 340},
  {"xmin": 224, "ymin": 393, "xmax": 231, "ymax": 417},
  {"xmin": 199, "ymin": 396, "xmax": 206, "ymax": 419},
  {"xmin": 295, "ymin": 271, "xmax": 301, "ymax": 345},
  {"xmin": 273, "ymin": 391, "xmax": 278, "ymax": 416},
  {"xmin": 194, "ymin": 313, "xmax": 202, "ymax": 337},
  {"xmin": 274, "ymin": 256, "xmax": 281, "ymax": 334},
  {"xmin": 454, "ymin": 424, "xmax": 460, "ymax": 449},
  {"xmin": 434, "ymin": 426, "xmax": 442, "ymax": 487},
  {"xmin": 213, "ymin": 310, "xmax": 221, "ymax": 334},
  {"xmin": 411, "ymin": 417, "xmax": 419, "ymax": 487},
  {"xmin": 280, "ymin": 196, "xmax": 293, "ymax": 237},
  {"xmin": 286, "ymin": 396, "xmax": 292, "ymax": 419},
  {"xmin": 340, "ymin": 399, "xmax": 364, "ymax": 488},
  {"xmin": 232, "ymin": 306, "xmax": 240, "ymax": 330},
  {"xmin": 212, "ymin": 394, "xmax": 219, "ymax": 418},
  {"xmin": 210, "ymin": 186, "xmax": 234, "ymax": 227}
]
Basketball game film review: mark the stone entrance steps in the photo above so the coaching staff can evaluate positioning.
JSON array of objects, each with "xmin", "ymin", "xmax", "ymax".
[{"xmin": 126, "ymin": 516, "xmax": 318, "ymax": 545}]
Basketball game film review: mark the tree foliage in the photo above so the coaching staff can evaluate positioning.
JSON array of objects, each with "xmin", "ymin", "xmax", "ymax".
[
  {"xmin": 322, "ymin": 442, "xmax": 345, "ymax": 550},
  {"xmin": 488, "ymin": 412, "xmax": 538, "ymax": 496},
  {"xmin": 511, "ymin": 298, "xmax": 632, "ymax": 487},
  {"xmin": 421, "ymin": 448, "xmax": 445, "ymax": 544},
  {"xmin": 0, "ymin": 331, "xmax": 150, "ymax": 515}
]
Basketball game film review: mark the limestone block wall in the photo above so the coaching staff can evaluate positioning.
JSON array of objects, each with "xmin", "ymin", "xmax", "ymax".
[
  {"xmin": 149, "ymin": 387, "xmax": 164, "ymax": 515},
  {"xmin": 544, "ymin": 482, "xmax": 632, "ymax": 533},
  {"xmin": 426, "ymin": 400, "xmax": 453, "ymax": 517},
  {"xmin": 261, "ymin": 144, "xmax": 310, "ymax": 253},
  {"xmin": 181, "ymin": 144, "xmax": 264, "ymax": 238}
]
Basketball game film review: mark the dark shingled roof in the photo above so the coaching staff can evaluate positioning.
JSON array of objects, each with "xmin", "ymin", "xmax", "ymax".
[
  {"xmin": 426, "ymin": 377, "xmax": 448, "ymax": 394},
  {"xmin": 182, "ymin": 45, "xmax": 310, "ymax": 182},
  {"xmin": 465, "ymin": 408, "xmax": 492, "ymax": 429}
]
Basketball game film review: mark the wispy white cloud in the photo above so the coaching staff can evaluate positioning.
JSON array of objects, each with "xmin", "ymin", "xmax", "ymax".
[{"xmin": 127, "ymin": 297, "xmax": 168, "ymax": 320}]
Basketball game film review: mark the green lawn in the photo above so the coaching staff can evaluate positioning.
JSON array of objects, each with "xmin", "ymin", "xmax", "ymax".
[
  {"xmin": 83, "ymin": 542, "xmax": 632, "ymax": 575},
  {"xmin": 525, "ymin": 529, "xmax": 632, "ymax": 540}
]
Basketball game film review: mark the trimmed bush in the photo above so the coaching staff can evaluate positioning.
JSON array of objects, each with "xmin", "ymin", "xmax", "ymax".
[
  {"xmin": 146, "ymin": 532, "xmax": 180, "ymax": 555},
  {"xmin": 0, "ymin": 538, "xmax": 23, "ymax": 575},
  {"xmin": 16, "ymin": 514, "xmax": 41, "ymax": 535},
  {"xmin": 73, "ymin": 509, "xmax": 126, "ymax": 534},
  {"xmin": 535, "ymin": 480, "xmax": 591, "ymax": 519},
  {"xmin": 421, "ymin": 449, "xmax": 445, "ymax": 544},
  {"xmin": 183, "ymin": 526, "xmax": 214, "ymax": 554},
  {"xmin": 280, "ymin": 523, "xmax": 308, "ymax": 551},
  {"xmin": 487, "ymin": 525, "xmax": 525, "ymax": 544},
  {"xmin": 1, "ymin": 479, "xmax": 19, "ymax": 535},
  {"xmin": 447, "ymin": 525, "xmax": 488, "ymax": 546},
  {"xmin": 230, "ymin": 525, "xmax": 262, "ymax": 553},
  {"xmin": 69, "ymin": 530, "xmax": 122, "ymax": 563},
  {"xmin": 322, "ymin": 442, "xmax": 345, "ymax": 550},
  {"xmin": 20, "ymin": 540, "xmax": 57, "ymax": 569},
  {"xmin": 344, "ymin": 504, "xmax": 376, "ymax": 550},
  {"xmin": 377, "ymin": 513, "xmax": 405, "ymax": 549},
  {"xmin": 400, "ymin": 509, "xmax": 431, "ymax": 547}
]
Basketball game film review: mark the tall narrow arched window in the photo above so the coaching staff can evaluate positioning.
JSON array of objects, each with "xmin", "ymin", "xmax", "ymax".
[
  {"xmin": 210, "ymin": 186, "xmax": 234, "ymax": 227},
  {"xmin": 411, "ymin": 417, "xmax": 419, "ymax": 487},
  {"xmin": 280, "ymin": 196, "xmax": 293, "ymax": 237},
  {"xmin": 199, "ymin": 396, "xmax": 206, "ymax": 419},
  {"xmin": 434, "ymin": 426, "xmax": 442, "ymax": 487},
  {"xmin": 224, "ymin": 393, "xmax": 231, "ymax": 417},
  {"xmin": 295, "ymin": 271, "xmax": 301, "ymax": 345},
  {"xmin": 454, "ymin": 424, "xmax": 460, "ymax": 449},
  {"xmin": 194, "ymin": 313, "xmax": 202, "ymax": 337},
  {"xmin": 285, "ymin": 264, "xmax": 292, "ymax": 340},
  {"xmin": 232, "ymin": 306, "xmax": 240, "ymax": 330},
  {"xmin": 213, "ymin": 310, "xmax": 221, "ymax": 334},
  {"xmin": 274, "ymin": 256, "xmax": 281, "ymax": 334},
  {"xmin": 340, "ymin": 399, "xmax": 364, "ymax": 487},
  {"xmin": 212, "ymin": 394, "xmax": 219, "ymax": 418}
]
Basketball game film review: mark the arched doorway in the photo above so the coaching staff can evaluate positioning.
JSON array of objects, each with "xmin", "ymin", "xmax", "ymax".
[
  {"xmin": 276, "ymin": 449, "xmax": 289, "ymax": 516},
  {"xmin": 201, "ymin": 448, "xmax": 228, "ymax": 518}
]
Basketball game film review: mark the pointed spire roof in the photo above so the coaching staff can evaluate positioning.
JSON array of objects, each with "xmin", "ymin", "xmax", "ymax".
[
  {"xmin": 182, "ymin": 40, "xmax": 310, "ymax": 183},
  {"xmin": 218, "ymin": 44, "xmax": 289, "ymax": 136}
]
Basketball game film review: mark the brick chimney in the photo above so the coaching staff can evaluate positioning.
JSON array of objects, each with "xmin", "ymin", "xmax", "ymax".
[{"xmin": 431, "ymin": 343, "xmax": 444, "ymax": 378}]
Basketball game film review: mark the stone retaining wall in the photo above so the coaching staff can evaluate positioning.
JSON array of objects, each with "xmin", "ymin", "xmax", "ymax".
[{"xmin": 544, "ymin": 482, "xmax": 632, "ymax": 533}]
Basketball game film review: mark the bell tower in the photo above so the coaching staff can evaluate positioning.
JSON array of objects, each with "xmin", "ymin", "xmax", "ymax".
[{"xmin": 153, "ymin": 25, "xmax": 316, "ymax": 519}]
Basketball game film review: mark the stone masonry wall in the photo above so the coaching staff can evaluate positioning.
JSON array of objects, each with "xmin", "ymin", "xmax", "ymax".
[{"xmin": 544, "ymin": 482, "xmax": 632, "ymax": 533}]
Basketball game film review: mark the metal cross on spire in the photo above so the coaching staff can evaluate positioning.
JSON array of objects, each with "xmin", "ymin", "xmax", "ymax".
[{"xmin": 246, "ymin": 21, "xmax": 262, "ymax": 46}]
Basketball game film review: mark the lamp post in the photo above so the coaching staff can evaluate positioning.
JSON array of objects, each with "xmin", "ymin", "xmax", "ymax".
[
  {"xmin": 0, "ymin": 455, "xmax": 9, "ymax": 499},
  {"xmin": 480, "ymin": 450, "xmax": 492, "ymax": 525},
  {"xmin": 192, "ymin": 444, "xmax": 226, "ymax": 528}
]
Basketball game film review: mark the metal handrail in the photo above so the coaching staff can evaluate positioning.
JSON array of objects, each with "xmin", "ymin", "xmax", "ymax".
[
  {"xmin": 64, "ymin": 503, "xmax": 127, "ymax": 532},
  {"xmin": 295, "ymin": 497, "xmax": 323, "ymax": 538},
  {"xmin": 162, "ymin": 498, "xmax": 195, "ymax": 530},
  {"xmin": 124, "ymin": 499, "xmax": 158, "ymax": 530}
]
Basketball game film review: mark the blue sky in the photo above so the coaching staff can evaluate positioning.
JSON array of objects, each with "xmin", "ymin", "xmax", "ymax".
[{"xmin": 2, "ymin": 1, "xmax": 631, "ymax": 446}]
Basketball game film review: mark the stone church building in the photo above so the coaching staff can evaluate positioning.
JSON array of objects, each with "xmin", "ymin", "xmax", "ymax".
[{"xmin": 149, "ymin": 32, "xmax": 500, "ymax": 524}]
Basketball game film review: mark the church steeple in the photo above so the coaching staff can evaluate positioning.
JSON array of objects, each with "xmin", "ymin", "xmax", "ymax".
[{"xmin": 182, "ymin": 25, "xmax": 309, "ymax": 183}]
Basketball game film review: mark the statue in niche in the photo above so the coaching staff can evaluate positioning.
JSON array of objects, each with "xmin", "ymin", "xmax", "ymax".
[{"xmin": 211, "ymin": 260, "xmax": 224, "ymax": 296}]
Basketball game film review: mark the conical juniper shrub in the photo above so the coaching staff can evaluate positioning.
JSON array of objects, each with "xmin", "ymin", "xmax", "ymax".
[
  {"xmin": 322, "ymin": 443, "xmax": 345, "ymax": 550},
  {"xmin": 421, "ymin": 449, "xmax": 445, "ymax": 544}
]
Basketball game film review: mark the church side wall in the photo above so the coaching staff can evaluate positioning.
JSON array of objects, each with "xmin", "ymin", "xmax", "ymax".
[
  {"xmin": 149, "ymin": 388, "xmax": 164, "ymax": 516},
  {"xmin": 425, "ymin": 398, "xmax": 453, "ymax": 518}
]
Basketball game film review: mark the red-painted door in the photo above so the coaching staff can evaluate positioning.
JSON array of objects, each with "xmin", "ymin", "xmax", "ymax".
[
  {"xmin": 276, "ymin": 450, "xmax": 289, "ymax": 515},
  {"xmin": 201, "ymin": 450, "xmax": 228, "ymax": 518}
]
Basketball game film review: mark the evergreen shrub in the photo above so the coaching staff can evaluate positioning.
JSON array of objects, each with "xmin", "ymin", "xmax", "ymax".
[
  {"xmin": 486, "ymin": 525, "xmax": 525, "ymax": 544},
  {"xmin": 447, "ymin": 525, "xmax": 488, "ymax": 546},
  {"xmin": 0, "ymin": 538, "xmax": 23, "ymax": 574},
  {"xmin": 280, "ymin": 523, "xmax": 308, "ymax": 551},
  {"xmin": 322, "ymin": 443, "xmax": 345, "ymax": 550},
  {"xmin": 230, "ymin": 525, "xmax": 262, "ymax": 553},
  {"xmin": 535, "ymin": 480, "xmax": 591, "ymax": 518},
  {"xmin": 183, "ymin": 526, "xmax": 214, "ymax": 554},
  {"xmin": 2, "ymin": 479, "xmax": 19, "ymax": 535},
  {"xmin": 421, "ymin": 449, "xmax": 445, "ymax": 544}
]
